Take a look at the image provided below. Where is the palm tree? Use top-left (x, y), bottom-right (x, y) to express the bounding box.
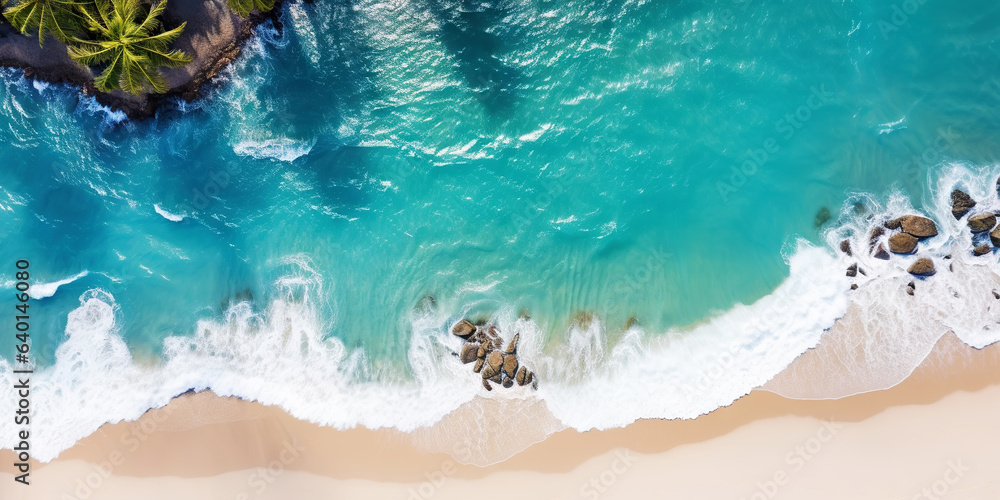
top-left (68, 0), bottom-right (191, 95)
top-left (2, 0), bottom-right (88, 45)
top-left (226, 0), bottom-right (273, 19)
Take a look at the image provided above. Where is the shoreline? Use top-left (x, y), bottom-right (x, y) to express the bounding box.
top-left (0, 0), bottom-right (282, 120)
top-left (2, 331), bottom-right (999, 498)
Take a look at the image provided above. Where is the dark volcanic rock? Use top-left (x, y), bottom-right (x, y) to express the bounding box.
top-left (874, 244), bottom-right (890, 260)
top-left (846, 264), bottom-right (858, 277)
top-left (460, 343), bottom-right (479, 364)
top-left (869, 227), bottom-right (886, 250)
top-left (840, 239), bottom-right (852, 256)
top-left (974, 245), bottom-right (992, 256)
top-left (814, 207), bottom-right (831, 228)
top-left (968, 214), bottom-right (997, 233)
top-left (888, 233), bottom-right (918, 254)
top-left (850, 284), bottom-right (858, 290)
top-left (502, 378), bottom-right (514, 388)
top-left (452, 319), bottom-right (476, 338)
top-left (951, 189), bottom-right (976, 219)
top-left (907, 258), bottom-right (936, 277)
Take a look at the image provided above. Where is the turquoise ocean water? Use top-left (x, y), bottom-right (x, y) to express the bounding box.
top-left (2, 0), bottom-right (1000, 462)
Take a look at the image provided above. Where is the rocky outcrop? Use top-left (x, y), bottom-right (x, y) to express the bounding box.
top-left (951, 189), bottom-right (976, 219)
top-left (908, 258), bottom-right (936, 277)
top-left (840, 239), bottom-right (852, 256)
top-left (456, 321), bottom-right (536, 391)
top-left (888, 233), bottom-right (918, 254)
top-left (846, 263), bottom-right (858, 277)
top-left (874, 244), bottom-right (890, 260)
top-left (887, 215), bottom-right (938, 239)
top-left (452, 320), bottom-right (476, 338)
top-left (991, 227), bottom-right (1000, 248)
top-left (460, 343), bottom-right (479, 364)
top-left (0, 0), bottom-right (284, 119)
top-left (968, 214), bottom-right (997, 233)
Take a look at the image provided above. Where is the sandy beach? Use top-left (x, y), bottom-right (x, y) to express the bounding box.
top-left (2, 330), bottom-right (998, 499)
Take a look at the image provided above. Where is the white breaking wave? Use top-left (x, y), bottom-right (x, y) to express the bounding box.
top-left (233, 138), bottom-right (315, 162)
top-left (28, 271), bottom-right (89, 300)
top-left (2, 166), bottom-right (999, 465)
top-left (153, 204), bottom-right (186, 222)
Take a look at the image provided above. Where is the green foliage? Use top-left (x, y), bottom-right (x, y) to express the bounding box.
top-left (226, 0), bottom-right (273, 19)
top-left (2, 0), bottom-right (89, 45)
top-left (68, 0), bottom-right (192, 95)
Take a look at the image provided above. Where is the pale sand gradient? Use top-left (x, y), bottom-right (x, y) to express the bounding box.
top-left (2, 332), bottom-right (999, 499)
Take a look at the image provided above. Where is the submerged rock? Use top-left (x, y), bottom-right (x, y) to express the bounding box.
top-left (846, 264), bottom-right (858, 277)
top-left (973, 245), bottom-right (992, 256)
top-left (502, 378), bottom-right (514, 388)
top-left (908, 258), bottom-right (936, 277)
top-left (850, 284), bottom-right (858, 290)
top-left (814, 207), bottom-right (831, 227)
top-left (951, 189), bottom-right (976, 219)
top-left (888, 233), bottom-right (918, 254)
top-left (452, 320), bottom-right (476, 338)
top-left (968, 214), bottom-right (997, 233)
top-left (482, 378), bottom-right (493, 391)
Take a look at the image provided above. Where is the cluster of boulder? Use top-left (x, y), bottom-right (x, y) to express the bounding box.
top-left (451, 320), bottom-right (538, 391)
top-left (841, 188), bottom-right (999, 295)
